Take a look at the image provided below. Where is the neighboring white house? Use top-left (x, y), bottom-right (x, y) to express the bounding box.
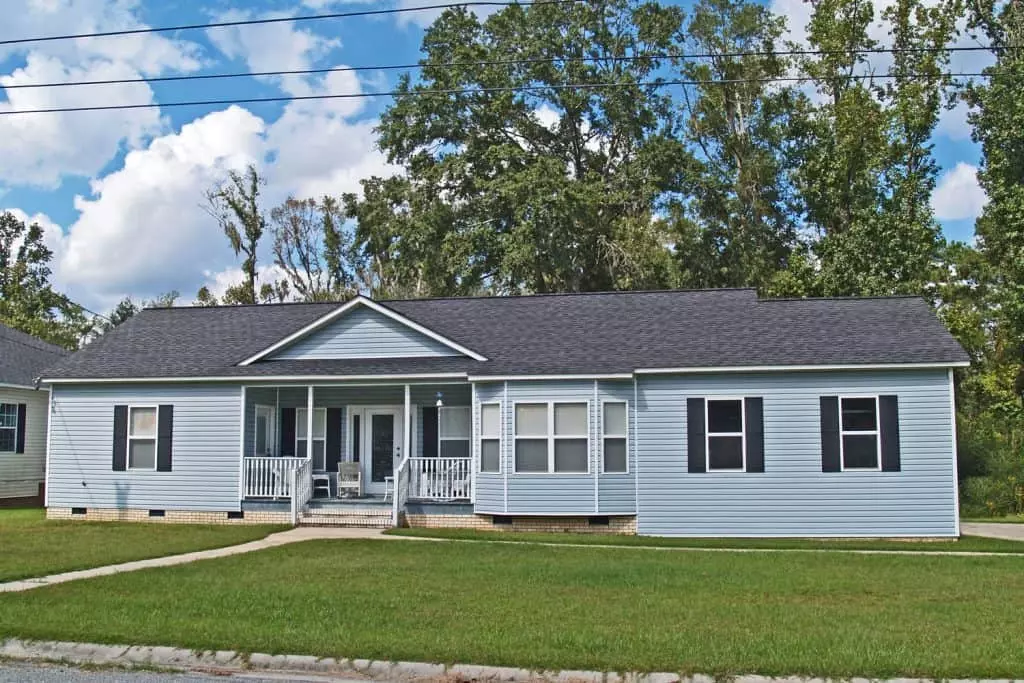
top-left (0, 323), bottom-right (67, 502)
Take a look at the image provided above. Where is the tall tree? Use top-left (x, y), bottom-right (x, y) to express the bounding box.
top-left (271, 197), bottom-right (362, 302)
top-left (792, 0), bottom-right (956, 295)
top-left (667, 0), bottom-right (802, 291)
top-left (348, 0), bottom-right (687, 296)
top-left (0, 211), bottom-right (90, 349)
top-left (204, 165), bottom-right (268, 305)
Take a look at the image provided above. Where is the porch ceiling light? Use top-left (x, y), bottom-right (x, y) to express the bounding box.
top-left (436, 392), bottom-right (444, 408)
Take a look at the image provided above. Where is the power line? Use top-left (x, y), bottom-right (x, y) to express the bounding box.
top-left (1, 45), bottom-right (1007, 91)
top-left (0, 1), bottom-right (580, 47)
top-left (0, 72), bottom-right (989, 116)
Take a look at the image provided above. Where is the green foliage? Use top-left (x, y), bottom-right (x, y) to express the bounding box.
top-left (0, 211), bottom-right (91, 349)
top-left (203, 164), bottom-right (268, 305)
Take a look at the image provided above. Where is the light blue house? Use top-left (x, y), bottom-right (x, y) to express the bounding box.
top-left (41, 289), bottom-right (969, 537)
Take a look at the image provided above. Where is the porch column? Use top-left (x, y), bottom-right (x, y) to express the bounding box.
top-left (306, 385), bottom-right (314, 461)
top-left (403, 384), bottom-right (411, 461)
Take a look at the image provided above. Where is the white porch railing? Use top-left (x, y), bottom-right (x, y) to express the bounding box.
top-left (408, 457), bottom-right (472, 501)
top-left (290, 458), bottom-right (313, 525)
top-left (242, 457), bottom-right (306, 499)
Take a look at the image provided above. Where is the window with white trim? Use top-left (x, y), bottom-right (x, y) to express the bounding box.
top-left (479, 403), bottom-right (501, 473)
top-left (514, 402), bottom-right (589, 473)
top-left (128, 406), bottom-right (158, 470)
top-left (439, 406), bottom-right (471, 458)
top-left (602, 402), bottom-right (628, 473)
top-left (0, 403), bottom-right (18, 453)
top-left (840, 396), bottom-right (880, 470)
top-left (706, 399), bottom-right (744, 471)
top-left (296, 408), bottom-right (327, 470)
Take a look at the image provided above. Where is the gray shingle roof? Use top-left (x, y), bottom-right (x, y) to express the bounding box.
top-left (0, 322), bottom-right (69, 387)
top-left (41, 289), bottom-right (968, 380)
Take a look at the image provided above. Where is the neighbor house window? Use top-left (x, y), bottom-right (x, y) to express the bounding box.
top-left (840, 396), bottom-right (880, 470)
top-left (479, 403), bottom-right (501, 473)
top-left (439, 406), bottom-right (471, 459)
top-left (296, 408), bottom-right (327, 470)
top-left (602, 402), bottom-right (628, 473)
top-left (514, 402), bottom-right (589, 474)
top-left (128, 406), bottom-right (158, 470)
top-left (0, 403), bottom-right (18, 453)
top-left (706, 399), bottom-right (745, 471)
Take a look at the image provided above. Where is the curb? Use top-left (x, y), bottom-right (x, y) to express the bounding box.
top-left (1, 638), bottom-right (1020, 683)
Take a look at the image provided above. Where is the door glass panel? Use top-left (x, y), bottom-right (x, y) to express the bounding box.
top-left (255, 416), bottom-right (267, 455)
top-left (371, 414), bottom-right (395, 483)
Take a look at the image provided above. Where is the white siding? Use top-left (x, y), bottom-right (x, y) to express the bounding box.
top-left (635, 370), bottom-right (957, 537)
top-left (0, 386), bottom-right (48, 499)
top-left (47, 384), bottom-right (243, 512)
top-left (271, 307), bottom-right (461, 360)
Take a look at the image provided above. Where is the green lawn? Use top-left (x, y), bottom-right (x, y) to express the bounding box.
top-left (387, 527), bottom-right (1024, 553)
top-left (0, 508), bottom-right (287, 582)
top-left (1, 539), bottom-right (1023, 678)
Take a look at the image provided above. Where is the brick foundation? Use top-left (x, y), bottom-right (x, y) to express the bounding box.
top-left (404, 513), bottom-right (637, 535)
top-left (46, 507), bottom-right (291, 525)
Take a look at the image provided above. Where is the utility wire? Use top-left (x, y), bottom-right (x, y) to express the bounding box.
top-left (1, 45), bottom-right (1007, 91)
top-left (0, 72), bottom-right (989, 116)
top-left (0, 0), bottom-right (580, 47)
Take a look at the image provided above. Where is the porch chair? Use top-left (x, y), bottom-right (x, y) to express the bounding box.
top-left (312, 472), bottom-right (332, 498)
top-left (337, 462), bottom-right (362, 498)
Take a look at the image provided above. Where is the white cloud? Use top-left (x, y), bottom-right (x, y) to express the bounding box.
top-left (931, 162), bottom-right (987, 221)
top-left (395, 0), bottom-right (502, 29)
top-left (199, 264), bottom-right (290, 301)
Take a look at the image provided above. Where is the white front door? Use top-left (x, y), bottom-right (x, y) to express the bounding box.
top-left (360, 406), bottom-right (405, 495)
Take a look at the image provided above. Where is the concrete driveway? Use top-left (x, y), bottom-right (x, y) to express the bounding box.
top-left (961, 522), bottom-right (1024, 541)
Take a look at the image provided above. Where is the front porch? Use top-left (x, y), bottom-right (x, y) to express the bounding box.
top-left (239, 382), bottom-right (474, 523)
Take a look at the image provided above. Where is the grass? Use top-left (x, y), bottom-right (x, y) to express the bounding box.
top-left (0, 508), bottom-right (287, 582)
top-left (386, 526), bottom-right (1024, 553)
top-left (0, 539), bottom-right (1023, 679)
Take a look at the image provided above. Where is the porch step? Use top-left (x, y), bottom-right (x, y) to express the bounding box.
top-left (298, 506), bottom-right (392, 528)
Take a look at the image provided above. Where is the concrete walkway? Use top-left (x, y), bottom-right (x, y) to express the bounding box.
top-left (961, 522), bottom-right (1024, 541)
top-left (0, 527), bottom-right (392, 594)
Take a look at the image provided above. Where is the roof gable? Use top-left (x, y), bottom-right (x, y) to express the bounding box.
top-left (239, 297), bottom-right (487, 365)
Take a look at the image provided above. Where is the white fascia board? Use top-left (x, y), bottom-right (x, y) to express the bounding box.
top-left (634, 361), bottom-right (971, 374)
top-left (43, 373), bottom-right (470, 385)
top-left (467, 373), bottom-right (634, 382)
top-left (237, 296), bottom-right (487, 365)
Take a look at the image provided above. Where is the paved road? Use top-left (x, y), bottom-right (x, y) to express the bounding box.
top-left (0, 662), bottom-right (370, 683)
top-left (961, 522), bottom-right (1024, 541)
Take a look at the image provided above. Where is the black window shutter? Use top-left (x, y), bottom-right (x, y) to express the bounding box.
top-left (15, 403), bottom-right (26, 454)
top-left (280, 407), bottom-right (296, 456)
top-left (820, 396), bottom-right (841, 472)
top-left (687, 398), bottom-right (706, 473)
top-left (879, 395), bottom-right (901, 472)
top-left (422, 407), bottom-right (438, 458)
top-left (326, 408), bottom-right (342, 471)
top-left (112, 405), bottom-right (128, 471)
top-left (744, 397), bottom-right (764, 473)
top-left (157, 405), bottom-right (173, 472)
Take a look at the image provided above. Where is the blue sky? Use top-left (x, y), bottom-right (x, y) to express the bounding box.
top-left (0, 0), bottom-right (988, 312)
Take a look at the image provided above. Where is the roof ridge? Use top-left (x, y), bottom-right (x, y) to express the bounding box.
top-left (760, 294), bottom-right (924, 303)
top-left (140, 287), bottom-right (760, 311)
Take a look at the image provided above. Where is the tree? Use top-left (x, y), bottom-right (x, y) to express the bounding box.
top-left (0, 211), bottom-right (90, 349)
top-left (204, 165), bottom-right (268, 305)
top-left (348, 0), bottom-right (688, 296)
top-left (792, 0), bottom-right (956, 296)
top-left (271, 197), bottom-right (362, 302)
top-left (666, 0), bottom-right (802, 291)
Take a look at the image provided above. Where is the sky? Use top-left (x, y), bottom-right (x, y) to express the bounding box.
top-left (0, 0), bottom-right (991, 314)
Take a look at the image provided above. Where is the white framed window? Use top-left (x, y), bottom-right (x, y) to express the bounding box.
top-left (439, 406), bottom-right (471, 459)
top-left (479, 402), bottom-right (501, 473)
top-left (840, 396), bottom-right (881, 470)
top-left (254, 405), bottom-right (276, 457)
top-left (296, 407), bottom-right (327, 470)
top-left (513, 401), bottom-right (590, 474)
top-left (706, 399), bottom-right (745, 471)
top-left (0, 403), bottom-right (18, 453)
top-left (601, 401), bottom-right (628, 473)
top-left (127, 405), bottom-right (158, 470)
